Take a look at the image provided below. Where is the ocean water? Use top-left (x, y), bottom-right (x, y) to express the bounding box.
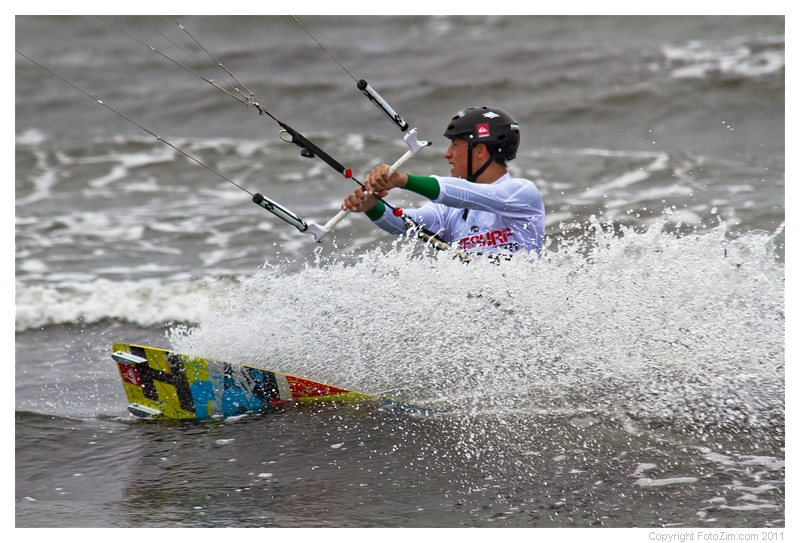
top-left (15, 15), bottom-right (785, 531)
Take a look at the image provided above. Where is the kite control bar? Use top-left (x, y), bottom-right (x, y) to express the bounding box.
top-left (252, 128), bottom-right (429, 242)
top-left (315, 128), bottom-right (430, 240)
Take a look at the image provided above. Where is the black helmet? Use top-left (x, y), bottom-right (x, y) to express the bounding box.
top-left (443, 106), bottom-right (520, 162)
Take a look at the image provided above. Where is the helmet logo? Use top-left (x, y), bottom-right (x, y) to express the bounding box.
top-left (477, 124), bottom-right (490, 137)
top-left (482, 111), bottom-right (501, 119)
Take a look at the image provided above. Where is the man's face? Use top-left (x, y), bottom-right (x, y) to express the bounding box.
top-left (444, 137), bottom-right (473, 179)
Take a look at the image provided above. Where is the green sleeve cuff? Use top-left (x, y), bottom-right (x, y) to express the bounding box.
top-left (365, 201), bottom-right (386, 221)
top-left (404, 175), bottom-right (440, 200)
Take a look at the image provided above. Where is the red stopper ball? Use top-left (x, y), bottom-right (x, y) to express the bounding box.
top-left (393, 207), bottom-right (403, 217)
top-left (344, 168), bottom-right (352, 179)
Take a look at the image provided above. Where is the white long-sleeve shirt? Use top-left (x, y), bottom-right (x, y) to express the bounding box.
top-left (370, 173), bottom-right (545, 256)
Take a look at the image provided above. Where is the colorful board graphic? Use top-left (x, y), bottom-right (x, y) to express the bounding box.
top-left (112, 344), bottom-right (429, 420)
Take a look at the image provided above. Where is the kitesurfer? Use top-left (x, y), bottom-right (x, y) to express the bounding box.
top-left (342, 107), bottom-right (545, 256)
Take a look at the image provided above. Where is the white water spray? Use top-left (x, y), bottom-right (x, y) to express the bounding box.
top-left (169, 218), bottom-right (784, 430)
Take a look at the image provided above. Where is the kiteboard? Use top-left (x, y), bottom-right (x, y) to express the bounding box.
top-left (112, 343), bottom-right (432, 420)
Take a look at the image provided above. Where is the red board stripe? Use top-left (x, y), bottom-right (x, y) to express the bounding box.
top-left (285, 375), bottom-right (349, 398)
top-left (118, 363), bottom-right (141, 386)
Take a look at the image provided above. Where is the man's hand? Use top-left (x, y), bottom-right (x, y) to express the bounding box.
top-left (341, 185), bottom-right (379, 213)
top-left (341, 164), bottom-right (408, 212)
top-left (364, 163), bottom-right (408, 197)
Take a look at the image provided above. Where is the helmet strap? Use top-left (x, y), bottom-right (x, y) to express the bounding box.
top-left (466, 143), bottom-right (495, 183)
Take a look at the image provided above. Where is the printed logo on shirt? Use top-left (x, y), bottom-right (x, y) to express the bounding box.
top-left (477, 124), bottom-right (490, 137)
top-left (457, 227), bottom-right (517, 252)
